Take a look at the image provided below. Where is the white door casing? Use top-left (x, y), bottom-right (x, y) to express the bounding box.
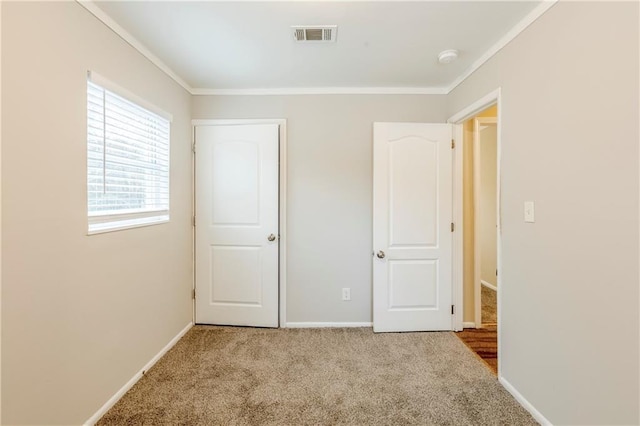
top-left (195, 124), bottom-right (279, 327)
top-left (373, 123), bottom-right (453, 332)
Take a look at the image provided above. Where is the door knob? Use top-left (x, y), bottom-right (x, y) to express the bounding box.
top-left (376, 250), bottom-right (385, 259)
top-left (268, 234), bottom-right (277, 242)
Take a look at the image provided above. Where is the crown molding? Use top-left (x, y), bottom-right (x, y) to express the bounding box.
top-left (191, 87), bottom-right (449, 96)
top-left (446, 0), bottom-right (558, 94)
top-left (78, 0), bottom-right (557, 97)
top-left (77, 0), bottom-right (193, 93)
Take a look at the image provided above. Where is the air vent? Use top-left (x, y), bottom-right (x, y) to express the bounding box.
top-left (292, 25), bottom-right (337, 43)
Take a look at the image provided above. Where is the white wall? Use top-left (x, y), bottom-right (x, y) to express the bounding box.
top-left (448, 2), bottom-right (639, 424)
top-left (193, 95), bottom-right (447, 323)
top-left (2, 3), bottom-right (193, 424)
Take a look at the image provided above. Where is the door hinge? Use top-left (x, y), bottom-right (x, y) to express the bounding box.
top-left (192, 142), bottom-right (196, 154)
top-left (451, 305), bottom-right (455, 315)
top-left (451, 222), bottom-right (455, 232)
top-left (192, 216), bottom-right (196, 227)
top-left (451, 139), bottom-right (455, 149)
top-left (192, 289), bottom-right (196, 300)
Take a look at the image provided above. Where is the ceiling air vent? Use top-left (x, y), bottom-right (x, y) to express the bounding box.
top-left (292, 25), bottom-right (337, 43)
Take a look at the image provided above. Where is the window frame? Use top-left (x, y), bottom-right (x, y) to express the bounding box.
top-left (86, 71), bottom-right (172, 235)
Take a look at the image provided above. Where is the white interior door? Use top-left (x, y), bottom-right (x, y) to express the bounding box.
top-left (373, 123), bottom-right (453, 332)
top-left (195, 124), bottom-right (279, 327)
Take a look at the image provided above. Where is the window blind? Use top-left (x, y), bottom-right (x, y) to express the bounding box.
top-left (87, 78), bottom-right (170, 233)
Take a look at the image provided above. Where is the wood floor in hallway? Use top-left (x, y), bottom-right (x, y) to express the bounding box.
top-left (455, 325), bottom-right (498, 374)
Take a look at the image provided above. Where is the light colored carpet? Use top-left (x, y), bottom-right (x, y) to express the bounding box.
top-left (481, 285), bottom-right (497, 325)
top-left (98, 326), bottom-right (536, 425)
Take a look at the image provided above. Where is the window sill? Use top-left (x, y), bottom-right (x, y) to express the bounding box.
top-left (88, 214), bottom-right (170, 235)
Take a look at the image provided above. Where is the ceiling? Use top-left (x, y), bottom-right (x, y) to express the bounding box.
top-left (90, 1), bottom-right (545, 93)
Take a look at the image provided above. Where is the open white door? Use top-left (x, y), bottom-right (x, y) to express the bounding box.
top-left (373, 123), bottom-right (453, 332)
top-left (195, 124), bottom-right (279, 327)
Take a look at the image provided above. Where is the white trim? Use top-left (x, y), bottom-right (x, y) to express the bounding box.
top-left (499, 377), bottom-right (552, 426)
top-left (496, 95), bottom-right (503, 378)
top-left (191, 87), bottom-right (449, 96)
top-left (192, 119), bottom-right (287, 327)
top-left (84, 322), bottom-right (193, 426)
top-left (0, 2), bottom-right (3, 420)
top-left (449, 88), bottom-right (502, 376)
top-left (481, 280), bottom-right (497, 292)
top-left (192, 119), bottom-right (286, 127)
top-left (447, 89), bottom-right (501, 124)
top-left (77, 0), bottom-right (192, 93)
top-left (88, 71), bottom-right (174, 122)
top-left (191, 128), bottom-right (196, 326)
top-left (88, 214), bottom-right (169, 235)
top-left (446, 1), bottom-right (558, 93)
top-left (452, 125), bottom-right (464, 332)
top-left (462, 322), bottom-right (476, 329)
top-left (285, 322), bottom-right (373, 328)
top-left (477, 117), bottom-right (498, 126)
top-left (279, 123), bottom-right (288, 328)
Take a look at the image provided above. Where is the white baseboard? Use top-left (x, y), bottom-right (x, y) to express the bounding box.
top-left (285, 322), bottom-right (373, 328)
top-left (499, 376), bottom-right (552, 426)
top-left (84, 322), bottom-right (194, 425)
top-left (462, 321), bottom-right (477, 329)
top-left (481, 280), bottom-right (498, 292)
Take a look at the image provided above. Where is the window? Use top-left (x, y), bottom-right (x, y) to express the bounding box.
top-left (87, 72), bottom-right (171, 234)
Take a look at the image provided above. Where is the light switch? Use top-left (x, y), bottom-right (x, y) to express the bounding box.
top-left (524, 201), bottom-right (535, 223)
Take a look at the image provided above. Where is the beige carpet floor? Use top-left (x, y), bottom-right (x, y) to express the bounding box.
top-left (481, 285), bottom-right (497, 325)
top-left (98, 326), bottom-right (536, 425)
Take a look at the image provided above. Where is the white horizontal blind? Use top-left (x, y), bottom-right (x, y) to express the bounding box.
top-left (87, 79), bottom-right (170, 233)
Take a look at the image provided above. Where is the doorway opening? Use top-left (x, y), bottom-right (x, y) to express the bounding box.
top-left (448, 90), bottom-right (501, 375)
top-left (473, 112), bottom-right (498, 329)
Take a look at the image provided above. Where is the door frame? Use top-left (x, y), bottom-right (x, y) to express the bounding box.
top-left (447, 88), bottom-right (502, 375)
top-left (473, 116), bottom-right (498, 327)
top-left (191, 119), bottom-right (288, 327)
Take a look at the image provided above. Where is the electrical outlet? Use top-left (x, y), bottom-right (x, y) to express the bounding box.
top-left (342, 288), bottom-right (351, 301)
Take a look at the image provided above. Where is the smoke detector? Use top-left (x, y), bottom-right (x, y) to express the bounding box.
top-left (438, 49), bottom-right (459, 64)
top-left (292, 25), bottom-right (337, 42)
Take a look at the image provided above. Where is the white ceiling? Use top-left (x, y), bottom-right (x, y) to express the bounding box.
top-left (91, 1), bottom-right (544, 93)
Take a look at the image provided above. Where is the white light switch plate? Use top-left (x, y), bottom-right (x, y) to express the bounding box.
top-left (524, 201), bottom-right (535, 223)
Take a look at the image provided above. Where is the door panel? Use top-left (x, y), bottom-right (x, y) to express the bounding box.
top-left (195, 124), bottom-right (279, 327)
top-left (389, 260), bottom-right (438, 309)
top-left (373, 123), bottom-right (452, 332)
top-left (210, 245), bottom-right (262, 306)
top-left (389, 138), bottom-right (438, 247)
top-left (211, 140), bottom-right (260, 225)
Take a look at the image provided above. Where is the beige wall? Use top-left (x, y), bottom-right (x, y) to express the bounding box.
top-left (448, 2), bottom-right (639, 424)
top-left (478, 123), bottom-right (497, 286)
top-left (193, 95), bottom-right (447, 323)
top-left (2, 3), bottom-right (193, 424)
